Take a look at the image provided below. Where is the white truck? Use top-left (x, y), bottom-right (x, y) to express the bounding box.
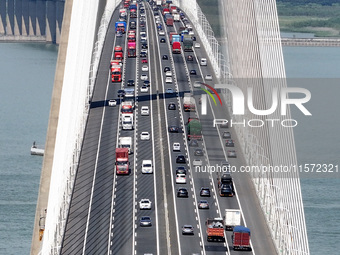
top-left (156, 0), bottom-right (162, 6)
top-left (224, 209), bottom-right (241, 230)
top-left (183, 92), bottom-right (195, 112)
top-left (122, 114), bottom-right (133, 130)
top-left (119, 137), bottom-right (133, 154)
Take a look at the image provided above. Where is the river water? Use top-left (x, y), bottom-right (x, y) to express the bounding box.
top-left (0, 42), bottom-right (338, 254)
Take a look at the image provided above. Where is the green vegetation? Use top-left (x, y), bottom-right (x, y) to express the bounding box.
top-left (277, 1), bottom-right (340, 37)
top-left (196, 0), bottom-right (340, 38)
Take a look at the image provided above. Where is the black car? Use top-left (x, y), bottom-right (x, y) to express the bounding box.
top-left (189, 139), bottom-right (199, 147)
top-left (160, 38), bottom-right (166, 43)
top-left (200, 187), bottom-right (211, 197)
top-left (176, 166), bottom-right (187, 175)
top-left (164, 66), bottom-right (171, 72)
top-left (127, 79), bottom-right (135, 86)
top-left (177, 188), bottom-right (188, 197)
top-left (140, 21), bottom-right (145, 27)
top-left (192, 36), bottom-right (196, 41)
top-left (190, 70), bottom-right (197, 75)
top-left (140, 26), bottom-right (146, 32)
top-left (187, 55), bottom-right (193, 61)
top-left (168, 103), bottom-right (176, 110)
top-left (162, 54), bottom-right (168, 60)
top-left (117, 89), bottom-right (125, 97)
top-left (194, 148), bottom-right (204, 156)
top-left (153, 7), bottom-right (159, 11)
top-left (176, 155), bottom-right (186, 163)
top-left (140, 52), bottom-right (147, 58)
top-left (140, 38), bottom-right (147, 44)
top-left (143, 80), bottom-right (150, 87)
top-left (222, 131), bottom-right (231, 139)
top-left (220, 184), bottom-right (234, 197)
top-left (140, 216), bottom-right (152, 226)
top-left (168, 126), bottom-right (179, 133)
top-left (225, 139), bottom-right (234, 147)
top-left (141, 43), bottom-right (148, 49)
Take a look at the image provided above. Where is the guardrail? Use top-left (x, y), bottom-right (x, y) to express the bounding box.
top-left (39, 1), bottom-right (120, 254)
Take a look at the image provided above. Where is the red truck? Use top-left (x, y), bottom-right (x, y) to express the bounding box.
top-left (206, 218), bottom-right (225, 242)
top-left (111, 61), bottom-right (122, 82)
top-left (114, 46), bottom-right (123, 62)
top-left (162, 8), bottom-right (170, 16)
top-left (128, 42), bottom-right (136, 58)
top-left (115, 148), bottom-right (129, 175)
top-left (172, 41), bottom-right (181, 54)
top-left (232, 226), bottom-right (251, 251)
top-left (128, 33), bottom-right (136, 42)
top-left (165, 14), bottom-right (174, 26)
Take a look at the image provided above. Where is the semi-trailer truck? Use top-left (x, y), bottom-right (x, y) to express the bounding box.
top-left (115, 21), bottom-right (126, 34)
top-left (172, 41), bottom-right (181, 54)
top-left (115, 148), bottom-right (129, 174)
top-left (183, 35), bottom-right (193, 51)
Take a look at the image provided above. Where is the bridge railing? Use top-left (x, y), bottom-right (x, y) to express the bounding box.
top-left (40, 1), bottom-right (120, 254)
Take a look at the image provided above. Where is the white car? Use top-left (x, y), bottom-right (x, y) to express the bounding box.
top-left (165, 77), bottom-right (172, 83)
top-left (141, 35), bottom-right (147, 41)
top-left (141, 74), bottom-right (148, 80)
top-left (176, 173), bottom-right (186, 184)
top-left (205, 74), bottom-right (212, 80)
top-left (139, 198), bottom-right (152, 209)
top-left (192, 159), bottom-right (203, 166)
top-left (142, 160), bottom-right (153, 174)
top-left (140, 131), bottom-right (150, 140)
top-left (165, 71), bottom-right (172, 77)
top-left (173, 142), bottom-right (181, 151)
top-left (200, 58), bottom-right (207, 66)
top-left (193, 81), bottom-right (202, 88)
top-left (140, 86), bottom-right (148, 93)
top-left (189, 31), bottom-right (194, 35)
top-left (194, 42), bottom-right (200, 48)
top-left (141, 49), bottom-right (148, 54)
top-left (158, 30), bottom-right (165, 35)
top-left (141, 106), bottom-right (149, 116)
top-left (108, 99), bottom-right (117, 106)
top-left (140, 31), bottom-right (146, 36)
top-left (142, 65), bottom-right (149, 71)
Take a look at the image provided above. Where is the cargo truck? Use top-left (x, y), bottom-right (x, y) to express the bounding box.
top-left (187, 118), bottom-right (202, 140)
top-left (224, 209), bottom-right (241, 230)
top-left (183, 93), bottom-right (195, 112)
top-left (172, 41), bottom-right (181, 54)
top-left (165, 14), bottom-right (174, 26)
top-left (183, 35), bottom-right (193, 51)
top-left (115, 148), bottom-right (129, 174)
top-left (114, 46), bottom-right (123, 62)
top-left (115, 21), bottom-right (126, 34)
top-left (169, 32), bottom-right (177, 44)
top-left (232, 226), bottom-right (251, 251)
top-left (172, 34), bottom-right (181, 44)
top-left (128, 42), bottom-right (136, 57)
top-left (206, 218), bottom-right (225, 242)
top-left (119, 137), bottom-right (133, 154)
top-left (156, 0), bottom-right (162, 6)
top-left (111, 62), bottom-right (122, 82)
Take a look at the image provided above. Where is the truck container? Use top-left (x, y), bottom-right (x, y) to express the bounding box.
top-left (156, 0), bottom-right (162, 6)
top-left (115, 148), bottom-right (129, 174)
top-left (119, 137), bottom-right (133, 154)
top-left (172, 35), bottom-right (181, 44)
top-left (165, 14), bottom-right (174, 26)
top-left (187, 118), bottom-right (202, 140)
top-left (169, 32), bottom-right (177, 43)
top-left (183, 93), bottom-right (195, 112)
top-left (129, 3), bottom-right (137, 11)
top-left (172, 41), bottom-right (181, 54)
top-left (173, 13), bottom-right (180, 21)
top-left (224, 209), bottom-right (241, 230)
top-left (206, 218), bottom-right (225, 242)
top-left (114, 46), bottom-right (123, 61)
top-left (128, 42), bottom-right (136, 58)
top-left (130, 8), bottom-right (137, 18)
top-left (115, 21), bottom-right (126, 34)
top-left (128, 33), bottom-right (136, 42)
top-left (232, 226), bottom-right (251, 251)
top-left (183, 34), bottom-right (193, 51)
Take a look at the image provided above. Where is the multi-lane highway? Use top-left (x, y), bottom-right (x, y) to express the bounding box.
top-left (60, 1), bottom-right (277, 254)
